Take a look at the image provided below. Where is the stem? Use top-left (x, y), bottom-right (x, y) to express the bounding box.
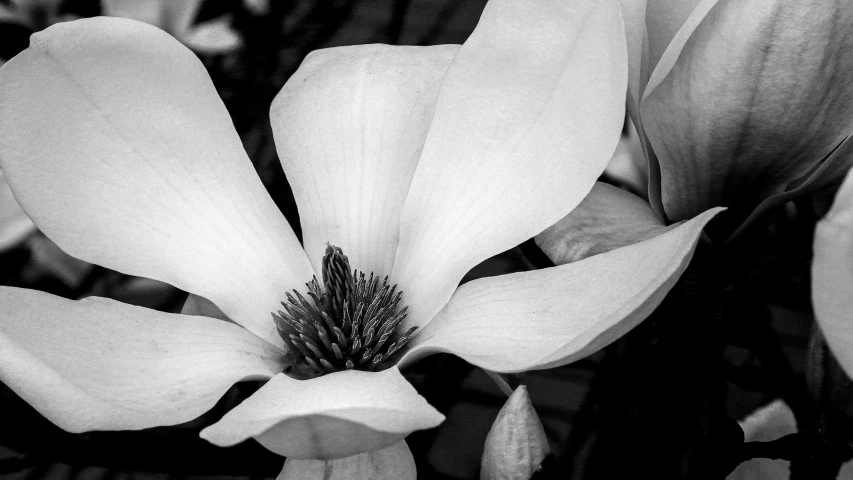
top-left (485, 370), bottom-right (515, 397)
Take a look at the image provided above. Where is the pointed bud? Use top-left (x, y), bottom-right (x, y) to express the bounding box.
top-left (480, 386), bottom-right (550, 480)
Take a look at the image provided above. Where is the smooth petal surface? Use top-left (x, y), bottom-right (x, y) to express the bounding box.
top-left (271, 44), bottom-right (457, 277)
top-left (480, 386), bottom-right (550, 480)
top-left (642, 0), bottom-right (853, 224)
top-left (536, 182), bottom-right (669, 264)
top-left (0, 18), bottom-right (313, 345)
top-left (0, 286), bottom-right (283, 432)
top-left (392, 0), bottom-right (627, 330)
top-left (200, 368), bottom-right (444, 459)
top-left (0, 170), bottom-right (35, 252)
top-left (278, 441), bottom-right (416, 480)
top-left (813, 167), bottom-right (853, 380)
top-left (400, 207), bottom-right (722, 372)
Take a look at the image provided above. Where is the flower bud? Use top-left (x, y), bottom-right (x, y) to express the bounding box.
top-left (481, 386), bottom-right (550, 480)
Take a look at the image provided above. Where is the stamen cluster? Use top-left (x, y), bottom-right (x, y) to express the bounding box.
top-left (273, 245), bottom-right (417, 376)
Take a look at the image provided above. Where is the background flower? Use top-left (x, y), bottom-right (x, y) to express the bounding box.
top-left (620, 0), bottom-right (853, 241)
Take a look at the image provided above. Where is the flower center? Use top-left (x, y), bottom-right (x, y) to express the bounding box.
top-left (273, 244), bottom-right (417, 377)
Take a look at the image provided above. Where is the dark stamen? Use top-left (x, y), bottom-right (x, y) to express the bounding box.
top-left (274, 244), bottom-right (418, 377)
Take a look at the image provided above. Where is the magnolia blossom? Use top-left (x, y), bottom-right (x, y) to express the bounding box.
top-left (616, 0), bottom-right (853, 241)
top-left (101, 0), bottom-right (242, 54)
top-left (0, 2), bottom-right (727, 478)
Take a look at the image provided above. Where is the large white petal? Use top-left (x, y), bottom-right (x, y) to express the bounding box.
top-left (392, 0), bottom-right (628, 331)
top-left (0, 18), bottom-right (313, 345)
top-left (813, 167), bottom-right (853, 380)
top-left (200, 367), bottom-right (444, 459)
top-left (278, 441), bottom-right (416, 480)
top-left (0, 286), bottom-right (283, 432)
top-left (271, 44), bottom-right (457, 277)
top-left (399, 207), bottom-right (722, 372)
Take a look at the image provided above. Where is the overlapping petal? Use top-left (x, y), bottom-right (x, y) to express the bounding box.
top-left (200, 367), bottom-right (444, 459)
top-left (536, 182), bottom-right (670, 264)
top-left (399, 207), bottom-right (722, 372)
top-left (0, 18), bottom-right (313, 345)
top-left (392, 0), bottom-right (628, 330)
top-left (278, 441), bottom-right (416, 480)
top-left (271, 44), bottom-right (457, 277)
top-left (813, 167), bottom-right (853, 379)
top-left (0, 286), bottom-right (283, 432)
top-left (642, 0), bottom-right (853, 224)
top-left (644, 0), bottom-right (702, 79)
top-left (617, 0), bottom-right (648, 121)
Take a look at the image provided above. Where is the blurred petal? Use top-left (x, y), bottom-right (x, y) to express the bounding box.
top-left (164, 0), bottom-right (203, 37)
top-left (182, 16), bottom-right (242, 54)
top-left (481, 386), bottom-right (550, 480)
top-left (813, 167), bottom-right (853, 379)
top-left (0, 286), bottom-right (283, 432)
top-left (726, 400), bottom-right (795, 480)
top-left (278, 441), bottom-right (416, 480)
top-left (400, 207), bottom-right (722, 372)
top-left (0, 5), bottom-right (17, 23)
top-left (0, 170), bottom-right (35, 252)
top-left (535, 182), bottom-right (668, 264)
top-left (392, 0), bottom-right (627, 330)
top-left (101, 0), bottom-right (166, 27)
top-left (642, 0), bottom-right (853, 224)
top-left (0, 18), bottom-right (313, 345)
top-left (200, 367), bottom-right (444, 459)
top-left (271, 44), bottom-right (457, 277)
top-left (244, 0), bottom-right (269, 16)
top-left (102, 0), bottom-right (203, 40)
